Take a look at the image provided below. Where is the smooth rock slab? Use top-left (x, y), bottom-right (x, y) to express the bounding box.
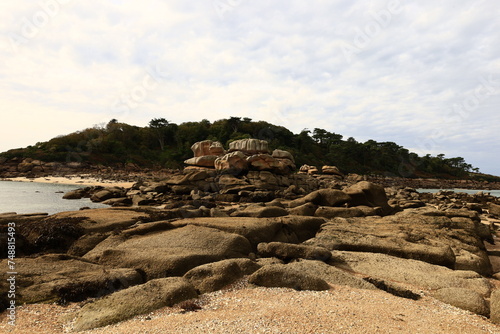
top-left (257, 242), bottom-right (331, 262)
top-left (286, 260), bottom-right (377, 290)
top-left (84, 225), bottom-right (252, 279)
top-left (0, 254), bottom-right (143, 304)
top-left (70, 277), bottom-right (198, 331)
top-left (248, 264), bottom-right (330, 291)
top-left (184, 258), bottom-right (261, 294)
top-left (432, 287), bottom-right (489, 317)
top-left (329, 251), bottom-right (491, 297)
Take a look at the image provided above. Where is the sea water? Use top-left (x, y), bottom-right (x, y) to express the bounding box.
top-left (0, 181), bottom-right (108, 215)
top-left (417, 188), bottom-right (500, 197)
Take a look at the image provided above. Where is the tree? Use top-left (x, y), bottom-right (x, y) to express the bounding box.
top-left (148, 118), bottom-right (171, 151)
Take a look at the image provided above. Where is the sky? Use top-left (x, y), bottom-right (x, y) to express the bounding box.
top-left (1, 0), bottom-right (499, 176)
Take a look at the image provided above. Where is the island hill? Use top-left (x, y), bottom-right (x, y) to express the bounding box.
top-left (2, 135), bottom-right (500, 331)
top-left (1, 117), bottom-right (500, 188)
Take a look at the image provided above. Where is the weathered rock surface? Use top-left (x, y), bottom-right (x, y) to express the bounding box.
top-left (215, 151), bottom-right (249, 174)
top-left (0, 254), bottom-right (142, 304)
top-left (191, 140), bottom-right (225, 157)
top-left (286, 259), bottom-right (377, 290)
top-left (168, 216), bottom-right (326, 248)
top-left (491, 289), bottom-right (500, 324)
top-left (248, 264), bottom-right (331, 291)
top-left (306, 208), bottom-right (492, 275)
top-left (257, 242), bottom-right (331, 262)
top-left (288, 188), bottom-right (351, 208)
top-left (321, 165), bottom-right (343, 176)
top-left (184, 258), bottom-right (260, 294)
top-left (432, 287), bottom-right (489, 317)
top-left (90, 187), bottom-right (127, 203)
top-left (70, 277), bottom-right (198, 331)
top-left (328, 251), bottom-right (491, 297)
top-left (84, 224), bottom-right (252, 279)
top-left (272, 149), bottom-right (295, 163)
top-left (344, 181), bottom-right (393, 215)
top-left (228, 139), bottom-right (269, 154)
top-left (184, 155), bottom-right (219, 168)
top-left (49, 208), bottom-right (147, 233)
top-left (489, 203), bottom-right (500, 218)
top-left (230, 205), bottom-right (289, 218)
top-left (314, 206), bottom-right (365, 218)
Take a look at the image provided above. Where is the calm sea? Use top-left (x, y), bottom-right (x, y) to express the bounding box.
top-left (0, 181), bottom-right (108, 215)
top-left (417, 188), bottom-right (500, 197)
top-left (1, 182), bottom-right (498, 216)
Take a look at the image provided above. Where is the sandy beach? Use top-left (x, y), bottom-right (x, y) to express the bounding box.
top-left (1, 280), bottom-right (499, 334)
top-left (2, 176), bottom-right (135, 188)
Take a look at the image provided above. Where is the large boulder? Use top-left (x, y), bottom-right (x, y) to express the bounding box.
top-left (432, 288), bottom-right (489, 317)
top-left (191, 140), bottom-right (225, 157)
top-left (84, 225), bottom-right (252, 279)
top-left (70, 277), bottom-right (198, 331)
top-left (315, 207), bottom-right (365, 219)
top-left (272, 149), bottom-right (295, 163)
top-left (230, 205), bottom-right (289, 218)
top-left (48, 208), bottom-right (147, 233)
top-left (90, 187), bottom-right (127, 203)
top-left (228, 139), bottom-right (269, 154)
top-left (321, 165), bottom-right (343, 176)
top-left (329, 251), bottom-right (491, 296)
top-left (343, 181), bottom-right (392, 215)
top-left (246, 171), bottom-right (281, 190)
top-left (286, 259), bottom-right (377, 290)
top-left (215, 151), bottom-right (249, 174)
top-left (169, 217), bottom-right (287, 248)
top-left (288, 189), bottom-right (351, 208)
top-left (184, 155), bottom-right (219, 168)
top-left (247, 154), bottom-right (281, 171)
top-left (299, 164), bottom-right (319, 175)
top-left (306, 209), bottom-right (493, 275)
top-left (1, 254), bottom-right (143, 304)
top-left (287, 203), bottom-right (318, 216)
top-left (491, 289), bottom-right (500, 324)
top-left (183, 258), bottom-right (260, 294)
top-left (489, 203), bottom-right (500, 218)
top-left (248, 264), bottom-right (330, 291)
top-left (168, 216), bottom-right (327, 248)
top-left (257, 242), bottom-right (331, 262)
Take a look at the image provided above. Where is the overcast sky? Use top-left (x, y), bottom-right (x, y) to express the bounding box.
top-left (1, 1), bottom-right (499, 176)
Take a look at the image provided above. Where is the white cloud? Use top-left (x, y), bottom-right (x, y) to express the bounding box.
top-left (0, 0), bottom-right (499, 175)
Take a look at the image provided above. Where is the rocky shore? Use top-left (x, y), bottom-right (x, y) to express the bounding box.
top-left (2, 139), bottom-right (500, 332)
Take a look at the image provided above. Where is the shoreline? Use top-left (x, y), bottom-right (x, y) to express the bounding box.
top-left (0, 176), bottom-right (135, 188)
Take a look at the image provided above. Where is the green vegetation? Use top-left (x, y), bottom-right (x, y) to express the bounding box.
top-left (0, 117), bottom-right (493, 180)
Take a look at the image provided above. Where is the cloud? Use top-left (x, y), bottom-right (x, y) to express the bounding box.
top-left (0, 0), bottom-right (499, 175)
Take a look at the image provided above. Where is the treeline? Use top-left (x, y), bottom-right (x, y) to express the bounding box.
top-left (0, 117), bottom-right (483, 179)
